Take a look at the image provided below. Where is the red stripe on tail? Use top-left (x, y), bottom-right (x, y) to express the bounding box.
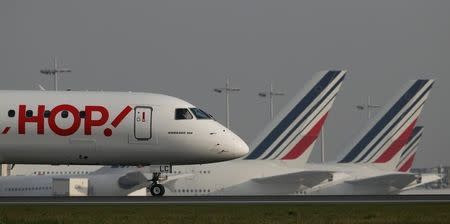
top-left (398, 153), bottom-right (416, 172)
top-left (374, 119), bottom-right (417, 163)
top-left (282, 112), bottom-right (329, 160)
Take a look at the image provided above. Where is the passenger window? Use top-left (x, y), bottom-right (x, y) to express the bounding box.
top-left (61, 111), bottom-right (69, 118)
top-left (8, 110), bottom-right (15, 117)
top-left (79, 111), bottom-right (86, 119)
top-left (26, 110), bottom-right (33, 117)
top-left (175, 108), bottom-right (193, 120)
top-left (44, 110), bottom-right (51, 118)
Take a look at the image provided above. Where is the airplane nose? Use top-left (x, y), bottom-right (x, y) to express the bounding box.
top-left (219, 129), bottom-right (249, 158)
top-left (234, 136), bottom-right (249, 157)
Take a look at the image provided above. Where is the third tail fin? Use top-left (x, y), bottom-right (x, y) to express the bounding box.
top-left (338, 79), bottom-right (434, 171)
top-left (396, 126), bottom-right (424, 172)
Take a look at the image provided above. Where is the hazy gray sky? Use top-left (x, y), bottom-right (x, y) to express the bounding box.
top-left (1, 1), bottom-right (449, 167)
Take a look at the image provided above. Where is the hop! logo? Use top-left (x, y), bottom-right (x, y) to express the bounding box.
top-left (9, 104), bottom-right (132, 137)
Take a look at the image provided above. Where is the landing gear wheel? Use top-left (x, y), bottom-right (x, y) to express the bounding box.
top-left (150, 184), bottom-right (165, 196)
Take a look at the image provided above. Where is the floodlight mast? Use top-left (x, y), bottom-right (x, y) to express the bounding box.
top-left (213, 77), bottom-right (240, 128)
top-left (356, 96), bottom-right (381, 120)
top-left (350, 96), bottom-right (381, 164)
top-left (258, 82), bottom-right (284, 120)
top-left (40, 57), bottom-right (71, 91)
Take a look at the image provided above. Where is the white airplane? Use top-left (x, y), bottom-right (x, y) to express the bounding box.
top-left (0, 91), bottom-right (248, 165)
top-left (0, 90), bottom-right (249, 195)
top-left (306, 79), bottom-right (437, 195)
top-left (162, 70), bottom-right (347, 195)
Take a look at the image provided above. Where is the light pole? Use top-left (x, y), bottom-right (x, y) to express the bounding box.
top-left (40, 57), bottom-right (71, 91)
top-left (320, 127), bottom-right (325, 163)
top-left (356, 96), bottom-right (381, 120)
top-left (258, 82), bottom-right (284, 120)
top-left (214, 77), bottom-right (240, 128)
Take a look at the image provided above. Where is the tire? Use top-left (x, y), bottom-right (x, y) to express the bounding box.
top-left (150, 184), bottom-right (165, 196)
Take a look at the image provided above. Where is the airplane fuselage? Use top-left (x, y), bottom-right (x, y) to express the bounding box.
top-left (0, 91), bottom-right (248, 165)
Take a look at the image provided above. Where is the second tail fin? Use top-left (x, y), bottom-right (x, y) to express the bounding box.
top-left (244, 70), bottom-right (346, 165)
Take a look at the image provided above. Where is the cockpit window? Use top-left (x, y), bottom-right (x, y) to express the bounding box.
top-left (190, 108), bottom-right (213, 119)
top-left (175, 108), bottom-right (193, 120)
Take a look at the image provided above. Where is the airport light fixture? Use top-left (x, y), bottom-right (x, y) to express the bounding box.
top-left (213, 77), bottom-right (240, 128)
top-left (353, 96), bottom-right (381, 163)
top-left (356, 96), bottom-right (381, 120)
top-left (40, 57), bottom-right (71, 91)
top-left (258, 83), bottom-right (285, 120)
top-left (320, 127), bottom-right (326, 163)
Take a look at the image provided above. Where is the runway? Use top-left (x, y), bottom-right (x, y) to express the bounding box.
top-left (1, 195), bottom-right (450, 204)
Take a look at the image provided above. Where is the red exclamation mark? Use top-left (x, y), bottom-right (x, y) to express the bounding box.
top-left (142, 112), bottom-right (146, 122)
top-left (103, 106), bottom-right (133, 137)
top-left (1, 127), bottom-right (10, 135)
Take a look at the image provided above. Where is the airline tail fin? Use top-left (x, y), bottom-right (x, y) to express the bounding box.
top-left (244, 70), bottom-right (346, 165)
top-left (338, 79), bottom-right (434, 171)
top-left (396, 126), bottom-right (424, 172)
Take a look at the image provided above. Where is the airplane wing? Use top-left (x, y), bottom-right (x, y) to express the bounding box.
top-left (117, 171), bottom-right (150, 190)
top-left (400, 173), bottom-right (442, 192)
top-left (252, 171), bottom-right (333, 188)
top-left (346, 173), bottom-right (417, 189)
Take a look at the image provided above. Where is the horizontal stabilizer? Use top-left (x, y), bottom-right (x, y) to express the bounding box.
top-left (346, 173), bottom-right (417, 189)
top-left (401, 173), bottom-right (442, 192)
top-left (252, 170), bottom-right (333, 188)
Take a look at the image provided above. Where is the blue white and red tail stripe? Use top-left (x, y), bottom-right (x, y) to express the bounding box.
top-left (339, 79), bottom-right (434, 166)
top-left (244, 70), bottom-right (347, 162)
top-left (397, 126), bottom-right (424, 172)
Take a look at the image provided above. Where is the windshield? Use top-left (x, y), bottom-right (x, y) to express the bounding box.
top-left (175, 108), bottom-right (193, 120)
top-left (190, 108), bottom-right (213, 119)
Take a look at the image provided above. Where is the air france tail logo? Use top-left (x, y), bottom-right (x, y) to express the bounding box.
top-left (3, 105), bottom-right (132, 137)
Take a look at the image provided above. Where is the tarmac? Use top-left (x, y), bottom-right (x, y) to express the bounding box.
top-left (1, 195), bottom-right (450, 204)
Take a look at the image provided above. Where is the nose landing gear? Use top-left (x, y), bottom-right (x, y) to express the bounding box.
top-left (144, 165), bottom-right (171, 196)
top-left (148, 172), bottom-right (165, 196)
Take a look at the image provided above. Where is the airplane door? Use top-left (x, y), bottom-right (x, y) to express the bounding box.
top-left (134, 106), bottom-right (152, 140)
